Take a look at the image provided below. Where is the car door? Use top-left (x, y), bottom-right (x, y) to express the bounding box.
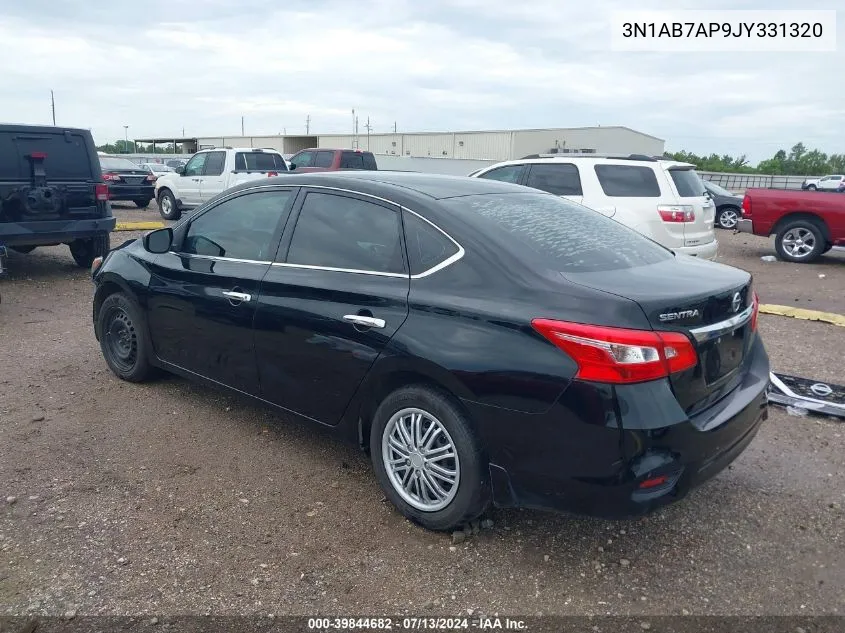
top-left (178, 153), bottom-right (207, 205)
top-left (198, 150), bottom-right (227, 203)
top-left (253, 188), bottom-right (410, 425)
top-left (524, 163), bottom-right (588, 208)
top-left (145, 188), bottom-right (296, 393)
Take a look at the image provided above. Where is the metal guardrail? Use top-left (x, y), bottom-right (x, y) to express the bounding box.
top-left (699, 172), bottom-right (810, 192)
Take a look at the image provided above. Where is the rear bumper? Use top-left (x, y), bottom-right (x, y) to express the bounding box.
top-left (736, 219), bottom-right (753, 234)
top-left (675, 239), bottom-right (718, 260)
top-left (0, 217), bottom-right (116, 247)
top-left (468, 334), bottom-right (770, 520)
top-left (108, 184), bottom-right (155, 201)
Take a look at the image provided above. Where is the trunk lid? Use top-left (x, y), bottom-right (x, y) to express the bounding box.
top-left (562, 255), bottom-right (754, 415)
top-left (664, 165), bottom-right (716, 250)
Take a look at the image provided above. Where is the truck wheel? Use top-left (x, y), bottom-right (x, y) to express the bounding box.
top-left (10, 245), bottom-right (36, 254)
top-left (775, 220), bottom-right (825, 263)
top-left (69, 233), bottom-right (110, 268)
top-left (135, 199), bottom-right (152, 209)
top-left (157, 189), bottom-right (180, 221)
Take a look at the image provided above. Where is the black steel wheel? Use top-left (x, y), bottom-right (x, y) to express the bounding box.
top-left (97, 293), bottom-right (155, 382)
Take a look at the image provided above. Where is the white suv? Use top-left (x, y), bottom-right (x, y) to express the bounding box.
top-left (469, 155), bottom-right (718, 259)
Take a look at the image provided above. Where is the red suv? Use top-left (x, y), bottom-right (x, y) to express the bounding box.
top-left (288, 148), bottom-right (378, 172)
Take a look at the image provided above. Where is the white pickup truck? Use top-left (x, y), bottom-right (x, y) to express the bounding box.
top-left (154, 147), bottom-right (289, 220)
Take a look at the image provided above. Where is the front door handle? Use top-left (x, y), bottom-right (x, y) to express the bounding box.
top-left (343, 314), bottom-right (385, 329)
top-left (222, 291), bottom-right (252, 303)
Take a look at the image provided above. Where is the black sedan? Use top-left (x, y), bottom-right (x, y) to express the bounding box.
top-left (91, 172), bottom-right (769, 531)
top-left (703, 180), bottom-right (745, 229)
top-left (100, 155), bottom-right (156, 208)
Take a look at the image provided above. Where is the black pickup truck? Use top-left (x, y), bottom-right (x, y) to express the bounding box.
top-left (0, 124), bottom-right (115, 268)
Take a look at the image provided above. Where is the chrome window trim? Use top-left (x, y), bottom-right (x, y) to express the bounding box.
top-left (168, 252), bottom-right (273, 265)
top-left (688, 303), bottom-right (754, 342)
top-left (169, 183), bottom-right (466, 277)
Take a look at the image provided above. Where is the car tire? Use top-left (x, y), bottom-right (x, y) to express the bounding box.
top-left (10, 245), bottom-right (36, 254)
top-left (370, 385), bottom-right (490, 531)
top-left (716, 206), bottom-right (740, 230)
top-left (97, 292), bottom-right (155, 382)
top-left (135, 199), bottom-right (152, 208)
top-left (69, 233), bottom-right (110, 268)
top-left (774, 219), bottom-right (826, 263)
top-left (807, 185), bottom-right (817, 191)
top-left (157, 189), bottom-right (181, 221)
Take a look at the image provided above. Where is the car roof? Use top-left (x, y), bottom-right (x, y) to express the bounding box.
top-left (233, 170), bottom-right (533, 200)
top-left (294, 148), bottom-right (374, 154)
top-left (482, 156), bottom-right (696, 170)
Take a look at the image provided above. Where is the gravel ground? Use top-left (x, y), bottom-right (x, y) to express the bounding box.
top-left (1, 218), bottom-right (843, 617)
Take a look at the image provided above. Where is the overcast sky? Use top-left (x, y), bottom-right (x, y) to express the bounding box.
top-left (0, 0), bottom-right (841, 162)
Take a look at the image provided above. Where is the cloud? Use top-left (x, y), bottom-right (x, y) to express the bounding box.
top-left (0, 0), bottom-right (841, 162)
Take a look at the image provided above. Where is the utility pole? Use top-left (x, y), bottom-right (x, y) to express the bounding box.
top-left (123, 125), bottom-right (129, 154)
top-left (306, 114), bottom-right (310, 135)
top-left (354, 116), bottom-right (359, 149)
top-left (364, 117), bottom-right (372, 150)
top-left (393, 121), bottom-right (397, 134)
top-left (351, 109), bottom-right (355, 147)
top-left (241, 116), bottom-right (245, 136)
top-left (182, 127), bottom-right (185, 137)
top-left (50, 90), bottom-right (56, 126)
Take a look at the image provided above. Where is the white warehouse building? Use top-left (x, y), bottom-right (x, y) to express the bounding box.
top-left (135, 126), bottom-right (664, 175)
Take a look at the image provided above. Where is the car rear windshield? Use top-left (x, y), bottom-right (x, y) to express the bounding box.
top-left (100, 157), bottom-right (141, 170)
top-left (705, 181), bottom-right (734, 197)
top-left (235, 152), bottom-right (286, 171)
top-left (441, 193), bottom-right (673, 273)
top-left (0, 131), bottom-right (93, 180)
top-left (669, 168), bottom-right (706, 198)
top-left (340, 151), bottom-right (377, 170)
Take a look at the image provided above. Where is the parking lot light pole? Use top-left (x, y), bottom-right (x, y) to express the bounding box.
top-left (123, 125), bottom-right (129, 154)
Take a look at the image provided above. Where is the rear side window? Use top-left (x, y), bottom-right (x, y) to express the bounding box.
top-left (0, 132), bottom-right (94, 180)
top-left (314, 151), bottom-right (334, 168)
top-left (286, 192), bottom-right (404, 273)
top-left (478, 165), bottom-right (524, 184)
top-left (594, 165), bottom-right (661, 197)
top-left (669, 168), bottom-right (705, 197)
top-left (525, 163), bottom-right (582, 196)
top-left (362, 153), bottom-right (377, 170)
top-left (403, 210), bottom-right (459, 275)
top-left (340, 152), bottom-right (365, 169)
top-left (442, 193), bottom-right (672, 273)
top-left (204, 151), bottom-right (226, 176)
top-left (235, 152), bottom-right (285, 171)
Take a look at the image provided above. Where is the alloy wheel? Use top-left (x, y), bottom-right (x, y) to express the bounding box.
top-left (381, 407), bottom-right (461, 512)
top-left (719, 208), bottom-right (738, 229)
top-left (782, 227), bottom-right (816, 259)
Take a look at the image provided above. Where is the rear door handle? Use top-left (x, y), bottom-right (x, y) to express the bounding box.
top-left (222, 291), bottom-right (252, 302)
top-left (343, 314), bottom-right (385, 329)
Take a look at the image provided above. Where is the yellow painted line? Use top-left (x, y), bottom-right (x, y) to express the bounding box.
top-left (759, 304), bottom-right (845, 327)
top-left (114, 221), bottom-right (165, 231)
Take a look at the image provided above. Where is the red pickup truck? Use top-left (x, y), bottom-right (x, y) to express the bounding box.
top-left (737, 189), bottom-right (845, 262)
top-left (288, 148), bottom-right (378, 172)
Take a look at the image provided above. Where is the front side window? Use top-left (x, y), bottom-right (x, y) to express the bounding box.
top-left (290, 151), bottom-right (314, 168)
top-left (594, 165), bottom-right (661, 197)
top-left (286, 192), bottom-right (404, 274)
top-left (203, 151), bottom-right (226, 176)
top-left (183, 153), bottom-right (208, 177)
top-left (478, 165), bottom-right (524, 184)
top-left (525, 163), bottom-right (583, 196)
top-left (182, 191), bottom-right (292, 261)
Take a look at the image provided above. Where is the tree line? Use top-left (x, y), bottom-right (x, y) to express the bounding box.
top-left (664, 143), bottom-right (845, 176)
top-left (96, 141), bottom-right (176, 154)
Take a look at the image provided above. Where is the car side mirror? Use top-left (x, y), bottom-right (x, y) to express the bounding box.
top-left (177, 167), bottom-right (186, 176)
top-left (288, 163), bottom-right (296, 171)
top-left (143, 227), bottom-right (173, 254)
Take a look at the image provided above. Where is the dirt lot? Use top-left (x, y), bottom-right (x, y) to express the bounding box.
top-left (1, 207), bottom-right (843, 617)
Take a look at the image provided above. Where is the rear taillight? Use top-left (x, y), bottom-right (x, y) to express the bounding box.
top-left (267, 171), bottom-right (278, 177)
top-left (750, 291), bottom-right (759, 332)
top-left (531, 319), bottom-right (698, 384)
top-left (94, 184), bottom-right (110, 201)
top-left (657, 205), bottom-right (695, 223)
top-left (102, 172), bottom-right (121, 182)
top-left (741, 195), bottom-right (751, 217)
